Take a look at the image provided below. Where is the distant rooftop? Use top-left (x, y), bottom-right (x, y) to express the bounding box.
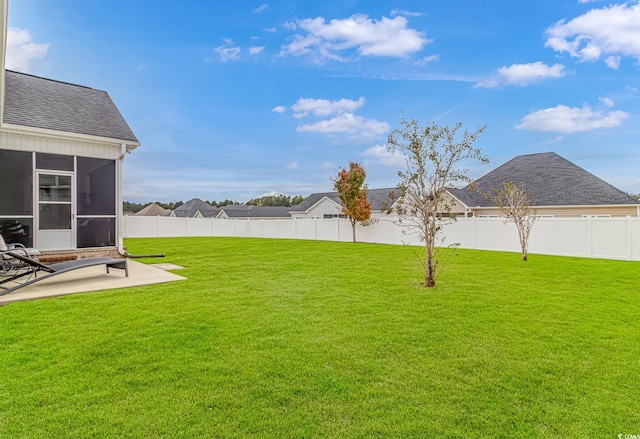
top-left (291, 187), bottom-right (400, 212)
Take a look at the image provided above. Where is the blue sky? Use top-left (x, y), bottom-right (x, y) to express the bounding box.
top-left (7, 0), bottom-right (640, 202)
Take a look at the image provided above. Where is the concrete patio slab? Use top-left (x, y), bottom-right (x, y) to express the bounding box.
top-left (0, 260), bottom-right (187, 305)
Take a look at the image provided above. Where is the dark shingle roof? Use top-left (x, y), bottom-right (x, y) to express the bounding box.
top-left (3, 70), bottom-right (138, 142)
top-left (172, 198), bottom-right (219, 218)
top-left (448, 152), bottom-right (638, 207)
top-left (219, 205), bottom-right (292, 218)
top-left (290, 187), bottom-right (400, 212)
top-left (290, 192), bottom-right (339, 212)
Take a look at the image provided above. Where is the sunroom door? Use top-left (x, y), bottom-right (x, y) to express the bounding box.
top-left (36, 171), bottom-right (75, 250)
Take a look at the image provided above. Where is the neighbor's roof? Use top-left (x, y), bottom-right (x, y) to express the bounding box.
top-left (290, 187), bottom-right (400, 212)
top-left (219, 205), bottom-right (292, 218)
top-left (3, 70), bottom-right (138, 143)
top-left (172, 198), bottom-right (219, 218)
top-left (448, 152), bottom-right (638, 207)
top-left (135, 203), bottom-right (171, 217)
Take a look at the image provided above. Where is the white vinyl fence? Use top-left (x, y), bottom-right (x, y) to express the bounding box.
top-left (122, 216), bottom-right (640, 261)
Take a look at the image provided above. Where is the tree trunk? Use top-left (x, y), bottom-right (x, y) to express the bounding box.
top-left (351, 219), bottom-right (357, 242)
top-left (426, 246), bottom-right (436, 287)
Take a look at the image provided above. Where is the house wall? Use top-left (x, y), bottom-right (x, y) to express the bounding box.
top-left (470, 205), bottom-right (639, 218)
top-left (292, 197), bottom-right (342, 219)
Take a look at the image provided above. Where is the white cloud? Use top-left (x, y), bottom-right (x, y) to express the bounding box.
top-left (254, 3), bottom-right (268, 14)
top-left (248, 45), bottom-right (265, 55)
top-left (475, 62), bottom-right (567, 88)
top-left (271, 105), bottom-right (286, 114)
top-left (212, 45), bottom-right (241, 62)
top-left (363, 145), bottom-right (406, 167)
top-left (545, 2), bottom-right (640, 68)
top-left (413, 54), bottom-right (440, 66)
top-left (390, 9), bottom-right (424, 18)
top-left (297, 112), bottom-right (390, 141)
top-left (286, 162), bottom-right (299, 169)
top-left (516, 103), bottom-right (629, 133)
top-left (321, 161), bottom-right (337, 169)
top-left (292, 97), bottom-right (365, 118)
top-left (539, 135), bottom-right (566, 145)
top-left (599, 97), bottom-right (614, 107)
top-left (282, 14), bottom-right (430, 61)
top-left (6, 27), bottom-right (49, 73)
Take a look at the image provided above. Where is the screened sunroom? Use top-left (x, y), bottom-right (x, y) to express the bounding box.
top-left (0, 70), bottom-right (139, 253)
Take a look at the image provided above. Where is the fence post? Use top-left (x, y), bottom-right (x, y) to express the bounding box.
top-left (627, 216), bottom-right (633, 261)
top-left (586, 217), bottom-right (593, 258)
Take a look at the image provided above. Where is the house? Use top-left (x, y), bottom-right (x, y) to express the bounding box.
top-left (134, 203), bottom-right (170, 217)
top-left (216, 205), bottom-right (291, 219)
top-left (170, 198), bottom-right (292, 219)
top-left (447, 152), bottom-right (640, 218)
top-left (0, 6), bottom-right (140, 257)
top-left (170, 198), bottom-right (220, 218)
top-left (290, 188), bottom-right (399, 219)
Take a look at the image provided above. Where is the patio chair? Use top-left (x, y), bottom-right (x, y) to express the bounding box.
top-left (0, 233), bottom-right (41, 275)
top-left (0, 249), bottom-right (128, 296)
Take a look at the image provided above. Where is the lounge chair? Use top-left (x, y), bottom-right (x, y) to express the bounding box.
top-left (0, 249), bottom-right (128, 296)
top-left (0, 234), bottom-right (41, 275)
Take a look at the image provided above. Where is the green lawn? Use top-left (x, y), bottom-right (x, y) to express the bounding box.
top-left (1, 237), bottom-right (639, 438)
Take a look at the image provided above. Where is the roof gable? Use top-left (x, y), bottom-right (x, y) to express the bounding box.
top-left (450, 152), bottom-right (638, 207)
top-left (173, 198), bottom-right (219, 218)
top-left (3, 70), bottom-right (138, 143)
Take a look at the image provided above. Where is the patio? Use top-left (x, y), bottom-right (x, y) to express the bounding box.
top-left (0, 259), bottom-right (186, 305)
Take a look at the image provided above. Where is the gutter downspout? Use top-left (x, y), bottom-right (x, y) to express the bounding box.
top-left (116, 143), bottom-right (165, 259)
top-left (0, 0), bottom-right (9, 127)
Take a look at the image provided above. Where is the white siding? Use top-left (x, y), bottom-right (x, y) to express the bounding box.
top-left (0, 131), bottom-right (122, 160)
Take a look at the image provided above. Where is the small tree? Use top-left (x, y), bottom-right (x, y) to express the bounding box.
top-left (332, 162), bottom-right (372, 242)
top-left (387, 116), bottom-right (487, 287)
top-left (491, 182), bottom-right (536, 262)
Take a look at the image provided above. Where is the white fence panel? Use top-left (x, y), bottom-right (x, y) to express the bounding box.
top-left (591, 218), bottom-right (630, 260)
top-left (186, 218), bottom-right (212, 237)
top-left (295, 220), bottom-right (318, 241)
top-left (212, 219), bottom-right (236, 236)
top-left (261, 220), bottom-right (280, 239)
top-left (158, 217), bottom-right (187, 237)
top-left (529, 219), bottom-right (590, 257)
top-left (122, 215), bottom-right (640, 261)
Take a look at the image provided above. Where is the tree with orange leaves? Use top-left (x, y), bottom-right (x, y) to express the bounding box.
top-left (332, 162), bottom-right (372, 242)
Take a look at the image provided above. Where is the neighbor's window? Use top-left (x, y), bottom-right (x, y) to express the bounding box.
top-left (0, 150), bottom-right (33, 216)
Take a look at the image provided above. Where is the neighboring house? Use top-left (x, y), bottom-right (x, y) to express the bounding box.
top-left (135, 203), bottom-right (170, 217)
top-left (217, 205), bottom-right (291, 219)
top-left (0, 11), bottom-right (140, 254)
top-left (170, 198), bottom-right (220, 218)
top-left (170, 199), bottom-right (291, 219)
top-left (290, 188), bottom-right (399, 219)
top-left (447, 152), bottom-right (640, 218)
